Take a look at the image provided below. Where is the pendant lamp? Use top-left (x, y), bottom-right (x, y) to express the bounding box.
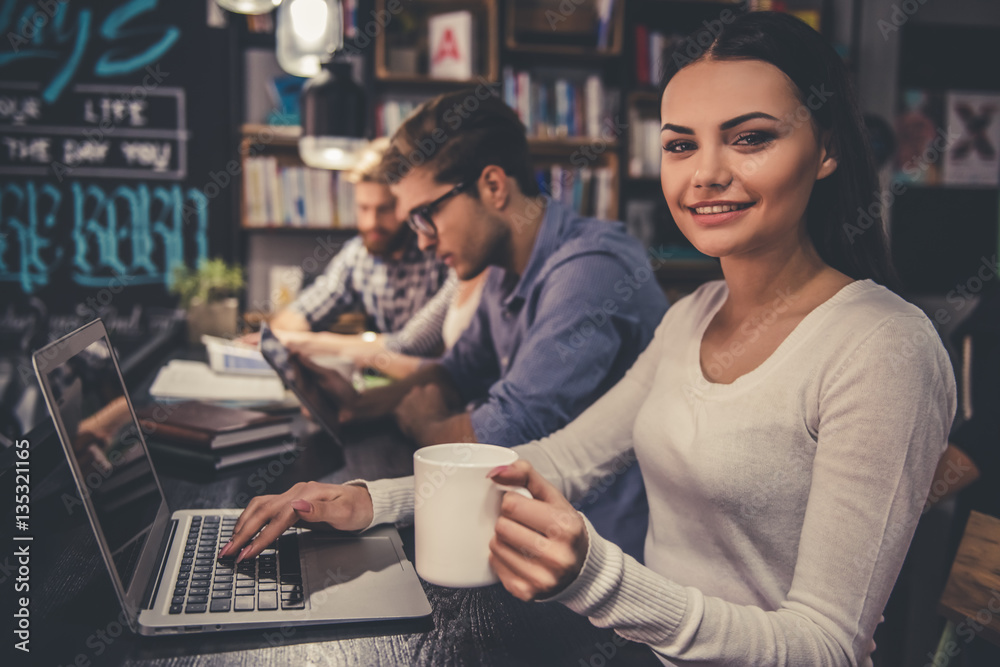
top-left (216, 0), bottom-right (281, 15)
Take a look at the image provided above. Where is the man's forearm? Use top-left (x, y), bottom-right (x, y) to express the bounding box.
top-left (413, 411), bottom-right (477, 446)
top-left (270, 308), bottom-right (311, 332)
top-left (352, 363), bottom-right (458, 420)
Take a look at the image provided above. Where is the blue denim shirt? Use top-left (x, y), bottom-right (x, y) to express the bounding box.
top-left (440, 198), bottom-right (669, 559)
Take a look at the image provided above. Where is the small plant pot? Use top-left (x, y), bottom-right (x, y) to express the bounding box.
top-left (186, 297), bottom-right (239, 345)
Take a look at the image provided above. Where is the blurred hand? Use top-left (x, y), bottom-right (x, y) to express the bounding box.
top-left (293, 352), bottom-right (360, 419)
top-left (220, 481), bottom-right (374, 562)
top-left (487, 460), bottom-right (588, 601)
top-left (280, 331), bottom-right (372, 359)
top-left (237, 331), bottom-right (261, 346)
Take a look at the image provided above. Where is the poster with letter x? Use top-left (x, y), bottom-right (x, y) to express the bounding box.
top-left (944, 91), bottom-right (1000, 187)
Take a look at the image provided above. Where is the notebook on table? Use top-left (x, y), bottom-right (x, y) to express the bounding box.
top-left (144, 438), bottom-right (300, 472)
top-left (136, 401), bottom-right (294, 450)
top-left (32, 319), bottom-right (431, 635)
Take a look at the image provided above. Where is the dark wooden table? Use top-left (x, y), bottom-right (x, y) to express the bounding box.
top-left (12, 412), bottom-right (659, 667)
top-left (939, 510), bottom-right (1000, 647)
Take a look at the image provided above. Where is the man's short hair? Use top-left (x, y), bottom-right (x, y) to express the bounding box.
top-left (346, 137), bottom-right (392, 184)
top-left (378, 89), bottom-right (540, 196)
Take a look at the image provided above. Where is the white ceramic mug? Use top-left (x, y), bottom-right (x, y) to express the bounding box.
top-left (413, 443), bottom-right (531, 588)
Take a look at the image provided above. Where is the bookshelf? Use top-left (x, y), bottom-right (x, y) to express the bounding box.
top-left (239, 124), bottom-right (357, 230)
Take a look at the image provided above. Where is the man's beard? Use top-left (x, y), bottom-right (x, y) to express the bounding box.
top-left (362, 224), bottom-right (413, 257)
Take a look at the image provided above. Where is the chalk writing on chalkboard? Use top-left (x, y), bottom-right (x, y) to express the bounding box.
top-left (1, 180), bottom-right (208, 293)
top-left (0, 0), bottom-right (181, 105)
top-left (0, 0), bottom-right (223, 303)
top-left (0, 82), bottom-right (187, 179)
top-left (0, 78), bottom-right (205, 293)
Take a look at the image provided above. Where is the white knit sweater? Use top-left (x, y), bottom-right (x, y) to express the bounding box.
top-left (361, 279), bottom-right (957, 666)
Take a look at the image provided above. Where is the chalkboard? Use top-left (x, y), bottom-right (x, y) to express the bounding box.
top-left (0, 0), bottom-right (236, 319)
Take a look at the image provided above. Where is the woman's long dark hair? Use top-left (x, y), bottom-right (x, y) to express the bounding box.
top-left (660, 11), bottom-right (897, 287)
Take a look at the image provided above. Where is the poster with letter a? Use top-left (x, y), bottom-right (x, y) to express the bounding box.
top-left (429, 11), bottom-right (473, 80)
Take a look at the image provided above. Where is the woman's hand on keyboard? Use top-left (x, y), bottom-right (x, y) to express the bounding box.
top-left (220, 481), bottom-right (374, 562)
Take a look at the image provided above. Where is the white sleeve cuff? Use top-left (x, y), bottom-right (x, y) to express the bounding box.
top-left (543, 515), bottom-right (691, 650)
top-left (344, 476), bottom-right (414, 530)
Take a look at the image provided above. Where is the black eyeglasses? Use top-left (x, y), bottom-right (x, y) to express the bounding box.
top-left (406, 181), bottom-right (472, 239)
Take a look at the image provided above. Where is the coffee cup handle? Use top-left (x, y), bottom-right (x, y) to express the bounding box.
top-left (493, 484), bottom-right (532, 499)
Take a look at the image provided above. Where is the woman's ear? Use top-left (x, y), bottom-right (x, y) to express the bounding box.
top-left (816, 132), bottom-right (839, 181)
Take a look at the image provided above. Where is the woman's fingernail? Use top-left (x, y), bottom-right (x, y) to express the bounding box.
top-left (219, 540), bottom-right (232, 557)
top-left (291, 499), bottom-right (312, 512)
top-left (236, 546), bottom-right (249, 563)
top-left (487, 465), bottom-right (509, 479)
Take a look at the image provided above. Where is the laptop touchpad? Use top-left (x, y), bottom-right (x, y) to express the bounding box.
top-left (300, 532), bottom-right (409, 617)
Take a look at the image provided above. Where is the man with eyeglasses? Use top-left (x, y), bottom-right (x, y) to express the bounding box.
top-left (263, 137), bottom-right (450, 339)
top-left (292, 90), bottom-right (668, 560)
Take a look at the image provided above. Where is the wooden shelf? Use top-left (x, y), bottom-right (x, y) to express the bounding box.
top-left (628, 90), bottom-right (661, 105)
top-left (504, 43), bottom-right (621, 59)
top-left (242, 225), bottom-right (357, 233)
top-left (374, 0), bottom-right (499, 84)
top-left (374, 74), bottom-right (500, 87)
top-left (240, 123), bottom-right (301, 148)
top-left (528, 137), bottom-right (620, 153)
top-left (506, 0), bottom-right (624, 56)
top-left (631, 0), bottom-right (742, 4)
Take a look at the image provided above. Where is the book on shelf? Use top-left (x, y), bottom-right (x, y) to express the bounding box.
top-left (634, 26), bottom-right (683, 89)
top-left (503, 67), bottom-right (518, 111)
top-left (336, 172), bottom-right (355, 227)
top-left (265, 156), bottom-right (282, 223)
top-left (503, 68), bottom-right (613, 140)
top-left (148, 437), bottom-right (298, 471)
top-left (136, 400), bottom-right (294, 450)
top-left (635, 24), bottom-right (650, 86)
top-left (535, 164), bottom-right (614, 219)
top-left (428, 11), bottom-right (473, 80)
top-left (516, 70), bottom-right (532, 135)
top-left (376, 99), bottom-right (420, 138)
top-left (243, 158), bottom-right (340, 227)
top-left (343, 0), bottom-right (358, 39)
top-left (596, 0), bottom-right (616, 50)
top-left (628, 108), bottom-right (661, 178)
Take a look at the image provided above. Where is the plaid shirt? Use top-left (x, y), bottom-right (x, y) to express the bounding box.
top-left (289, 235), bottom-right (449, 333)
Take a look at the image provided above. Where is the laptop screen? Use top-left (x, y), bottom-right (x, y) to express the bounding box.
top-left (42, 334), bottom-right (162, 591)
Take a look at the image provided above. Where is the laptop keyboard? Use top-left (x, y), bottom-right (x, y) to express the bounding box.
top-left (168, 515), bottom-right (305, 614)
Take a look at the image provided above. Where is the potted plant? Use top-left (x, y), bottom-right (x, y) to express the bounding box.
top-left (171, 259), bottom-right (245, 344)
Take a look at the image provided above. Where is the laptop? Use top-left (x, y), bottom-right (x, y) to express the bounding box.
top-left (257, 322), bottom-right (343, 444)
top-left (32, 319), bottom-right (431, 636)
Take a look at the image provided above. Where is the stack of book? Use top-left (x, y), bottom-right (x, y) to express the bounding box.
top-left (138, 401), bottom-right (296, 471)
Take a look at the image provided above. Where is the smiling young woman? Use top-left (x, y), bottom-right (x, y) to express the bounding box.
top-left (220, 12), bottom-right (957, 666)
top-left (474, 12), bottom-right (956, 665)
